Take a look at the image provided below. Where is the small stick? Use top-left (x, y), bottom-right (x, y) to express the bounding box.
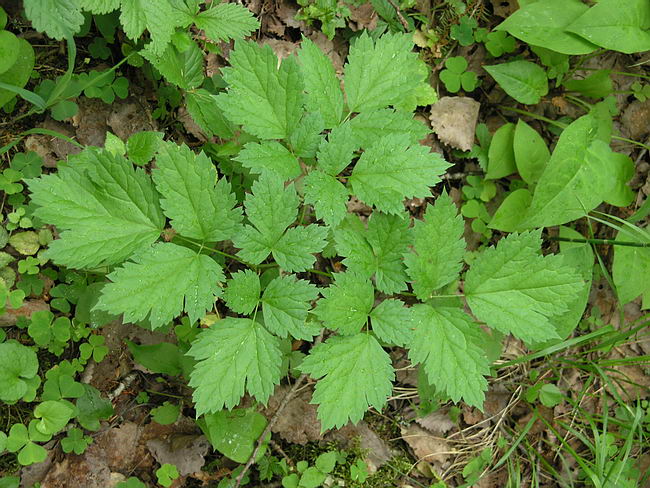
top-left (548, 236), bottom-right (650, 248)
top-left (386, 0), bottom-right (409, 30)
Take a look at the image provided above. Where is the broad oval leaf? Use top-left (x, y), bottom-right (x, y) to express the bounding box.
top-left (485, 61), bottom-right (549, 105)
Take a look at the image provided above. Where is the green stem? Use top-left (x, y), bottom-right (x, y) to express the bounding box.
top-left (549, 236), bottom-right (649, 248)
top-left (307, 268), bottom-right (332, 278)
top-left (175, 235), bottom-right (254, 267)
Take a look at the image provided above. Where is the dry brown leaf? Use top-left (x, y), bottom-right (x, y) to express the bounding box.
top-left (429, 96), bottom-right (480, 151)
top-left (415, 410), bottom-right (455, 435)
top-left (327, 421), bottom-right (393, 474)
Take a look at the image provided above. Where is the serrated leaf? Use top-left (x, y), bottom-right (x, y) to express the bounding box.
top-left (217, 41), bottom-right (303, 139)
top-left (404, 192), bottom-right (465, 300)
top-left (261, 275), bottom-right (320, 339)
top-left (313, 272), bottom-right (374, 335)
top-left (24, 0), bottom-right (84, 39)
top-left (485, 61), bottom-right (549, 105)
top-left (194, 3), bottom-right (259, 42)
top-left (142, 40), bottom-right (204, 90)
top-left (188, 318), bottom-right (282, 415)
top-left (465, 231), bottom-right (584, 344)
top-left (349, 108), bottom-right (430, 149)
top-left (126, 131), bottom-right (163, 166)
top-left (335, 213), bottom-right (409, 294)
top-left (344, 32), bottom-right (426, 113)
top-left (300, 333), bottom-right (394, 430)
top-left (370, 299), bottom-right (413, 346)
top-left (297, 37), bottom-right (344, 128)
top-left (152, 142), bottom-right (242, 242)
top-left (120, 0), bottom-right (183, 54)
top-left (185, 89), bottom-right (235, 139)
top-left (519, 115), bottom-right (614, 229)
top-left (223, 269), bottom-right (260, 315)
top-left (349, 134), bottom-right (450, 214)
top-left (289, 112), bottom-right (325, 158)
top-left (408, 305), bottom-right (489, 407)
top-left (95, 243), bottom-right (224, 329)
top-left (316, 122), bottom-right (358, 176)
top-left (235, 141), bottom-right (301, 180)
top-left (234, 173), bottom-right (326, 271)
top-left (303, 170), bottom-right (349, 228)
top-left (27, 148), bottom-right (164, 269)
top-left (495, 0), bottom-right (598, 55)
top-left (82, 0), bottom-right (120, 14)
top-left (566, 0), bottom-right (650, 54)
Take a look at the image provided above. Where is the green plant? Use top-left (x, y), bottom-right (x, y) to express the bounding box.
top-left (439, 56), bottom-right (479, 93)
top-left (281, 451), bottom-right (340, 488)
top-left (156, 463), bottom-right (179, 487)
top-left (0, 7), bottom-right (35, 109)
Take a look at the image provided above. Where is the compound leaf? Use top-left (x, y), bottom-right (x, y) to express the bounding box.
top-left (344, 32), bottom-right (427, 113)
top-left (316, 122), bottom-right (358, 176)
top-left (216, 41), bottom-right (303, 139)
top-left (27, 148), bottom-right (164, 269)
top-left (370, 299), bottom-right (413, 346)
top-left (404, 192), bottom-right (465, 300)
top-left (95, 243), bottom-right (224, 329)
top-left (303, 170), bottom-right (349, 228)
top-left (153, 142), bottom-right (242, 242)
top-left (313, 272), bottom-right (374, 335)
top-left (349, 108), bottom-right (430, 149)
top-left (188, 318), bottom-right (282, 415)
top-left (465, 231), bottom-right (584, 344)
top-left (408, 305), bottom-right (489, 408)
top-left (261, 275), bottom-right (320, 339)
top-left (24, 0), bottom-right (84, 39)
top-left (349, 134), bottom-right (450, 214)
top-left (234, 141), bottom-right (301, 181)
top-left (300, 333), bottom-right (394, 430)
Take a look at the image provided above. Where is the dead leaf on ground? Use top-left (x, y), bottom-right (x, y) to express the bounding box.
top-left (429, 96), bottom-right (480, 152)
top-left (147, 435), bottom-right (210, 476)
top-left (326, 421), bottom-right (393, 474)
top-left (415, 410), bottom-right (456, 435)
top-left (622, 99), bottom-right (650, 142)
top-left (0, 299), bottom-right (50, 326)
top-left (263, 384), bottom-right (322, 444)
top-left (400, 424), bottom-right (451, 475)
top-left (24, 119), bottom-right (80, 167)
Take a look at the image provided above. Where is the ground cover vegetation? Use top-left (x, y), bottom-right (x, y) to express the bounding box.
top-left (0, 0), bottom-right (649, 486)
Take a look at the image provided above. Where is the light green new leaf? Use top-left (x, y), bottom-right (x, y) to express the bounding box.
top-left (0, 38), bottom-right (35, 107)
top-left (404, 192), bottom-right (465, 300)
top-left (300, 333), bottom-right (394, 430)
top-left (513, 120), bottom-right (549, 185)
top-left (185, 89), bottom-right (235, 139)
top-left (349, 109), bottom-right (430, 149)
top-left (370, 299), bottom-right (413, 346)
top-left (142, 40), bottom-right (204, 90)
top-left (349, 134), bottom-right (450, 214)
top-left (235, 141), bottom-right (301, 180)
top-left (519, 115), bottom-right (613, 229)
top-left (465, 231), bottom-right (584, 344)
top-left (27, 148), bottom-right (164, 269)
top-left (95, 243), bottom-right (224, 329)
top-left (613, 228), bottom-right (650, 305)
top-left (153, 142), bottom-right (241, 242)
top-left (34, 400), bottom-right (74, 435)
top-left (194, 3), bottom-right (259, 43)
top-left (234, 173), bottom-right (326, 271)
top-left (297, 37), bottom-right (344, 128)
top-left (408, 305), bottom-right (489, 407)
top-left (485, 61), bottom-right (548, 105)
top-left (566, 0), bottom-right (650, 54)
top-left (486, 123), bottom-right (516, 180)
top-left (261, 275), bottom-right (320, 339)
top-left (495, 0), bottom-right (597, 55)
top-left (120, 0), bottom-right (183, 54)
top-left (313, 272), bottom-right (374, 335)
top-left (335, 213), bottom-right (410, 294)
top-left (216, 41), bottom-right (303, 139)
top-left (303, 170), bottom-right (349, 228)
top-left (489, 188), bottom-right (532, 232)
top-left (604, 153), bottom-right (635, 207)
top-left (223, 269), bottom-right (260, 315)
top-left (344, 32), bottom-right (426, 113)
top-left (24, 0), bottom-right (84, 39)
top-left (0, 342), bottom-right (39, 403)
top-left (188, 318), bottom-right (282, 415)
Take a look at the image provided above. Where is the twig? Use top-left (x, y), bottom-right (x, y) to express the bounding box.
top-left (233, 374), bottom-right (308, 488)
top-left (386, 0), bottom-right (409, 30)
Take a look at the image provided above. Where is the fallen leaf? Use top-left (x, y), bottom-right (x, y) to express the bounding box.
top-left (429, 96), bottom-right (480, 151)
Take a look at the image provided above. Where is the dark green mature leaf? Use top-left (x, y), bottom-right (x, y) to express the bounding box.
top-left (261, 275), bottom-right (320, 339)
top-left (216, 41), bottom-right (303, 139)
top-left (408, 305), bottom-right (489, 407)
top-left (188, 318), bottom-right (282, 415)
top-left (303, 170), bottom-right (349, 227)
top-left (335, 213), bottom-right (410, 294)
top-left (370, 299), bottom-right (413, 346)
top-left (223, 269), bottom-right (260, 315)
top-left (153, 142), bottom-right (242, 242)
top-left (404, 192), bottom-right (465, 300)
top-left (465, 231), bottom-right (584, 344)
top-left (566, 0), bottom-right (650, 54)
top-left (349, 134), bottom-right (450, 214)
top-left (95, 243), bottom-right (224, 329)
top-left (485, 61), bottom-right (548, 105)
top-left (185, 89), bottom-right (235, 139)
top-left (495, 0), bottom-right (598, 55)
top-left (313, 272), bottom-right (374, 335)
top-left (27, 148), bottom-right (165, 269)
top-left (300, 333), bottom-right (394, 430)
